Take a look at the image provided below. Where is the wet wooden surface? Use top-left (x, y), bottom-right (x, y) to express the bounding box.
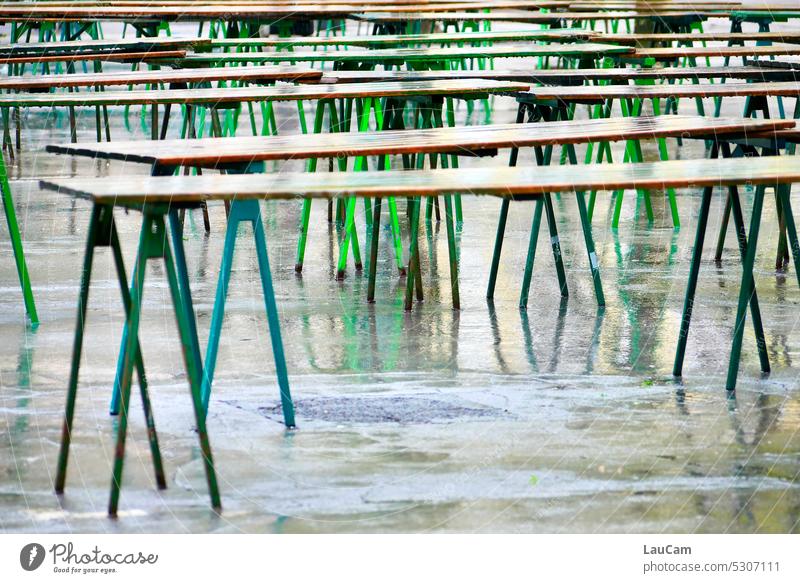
top-left (39, 155), bottom-right (800, 205)
top-left (0, 0), bottom-right (569, 5)
top-left (0, 65), bottom-right (322, 90)
top-left (0, 50), bottom-right (187, 66)
top-left (0, 79), bottom-right (530, 107)
top-left (602, 31), bottom-right (800, 45)
top-left (320, 65), bottom-right (797, 84)
top-left (353, 9), bottom-right (717, 22)
top-left (521, 80), bottom-right (800, 101)
top-left (633, 44), bottom-right (800, 60)
top-left (178, 43), bottom-right (633, 66)
top-left (45, 115), bottom-right (794, 167)
top-left (210, 28), bottom-right (595, 49)
top-left (0, 36), bottom-right (210, 57)
top-left (569, 1), bottom-right (740, 11)
top-left (0, 4), bottom-right (571, 21)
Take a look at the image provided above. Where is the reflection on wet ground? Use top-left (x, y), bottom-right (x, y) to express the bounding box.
top-left (1, 25), bottom-right (800, 533)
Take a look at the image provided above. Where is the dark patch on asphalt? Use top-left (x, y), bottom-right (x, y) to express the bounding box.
top-left (251, 395), bottom-right (508, 425)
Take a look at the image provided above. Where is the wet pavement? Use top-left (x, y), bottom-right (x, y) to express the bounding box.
top-left (1, 22), bottom-right (800, 534)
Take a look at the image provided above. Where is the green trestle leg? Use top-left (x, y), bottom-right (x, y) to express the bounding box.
top-left (518, 199), bottom-right (545, 309)
top-left (487, 102), bottom-right (604, 307)
top-left (110, 167), bottom-right (202, 415)
top-left (295, 96), bottom-right (403, 278)
top-left (112, 207), bottom-right (220, 515)
top-left (727, 184), bottom-right (771, 375)
top-left (57, 203), bottom-right (219, 517)
top-left (724, 185), bottom-right (766, 392)
top-left (200, 198), bottom-right (295, 427)
top-left (518, 141), bottom-right (569, 309)
top-left (673, 181), bottom-right (774, 390)
top-left (403, 197), bottom-right (424, 311)
top-left (563, 142), bottom-right (606, 307)
top-left (57, 205), bottom-right (165, 500)
top-left (715, 99), bottom-right (799, 270)
top-left (0, 146), bottom-right (37, 325)
top-left (486, 102), bottom-right (527, 302)
top-left (611, 97), bottom-right (653, 228)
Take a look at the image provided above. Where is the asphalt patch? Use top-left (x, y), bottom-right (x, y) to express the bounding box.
top-left (255, 395), bottom-right (508, 425)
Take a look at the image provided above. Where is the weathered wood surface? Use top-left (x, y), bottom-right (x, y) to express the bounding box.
top-left (0, 79), bottom-right (530, 107)
top-left (210, 28), bottom-right (595, 49)
top-left (0, 65), bottom-right (322, 91)
top-left (39, 155), bottom-right (800, 205)
top-left (45, 115), bottom-right (794, 167)
top-left (521, 80), bottom-right (800, 102)
top-left (353, 10), bottom-right (716, 22)
top-left (0, 50), bottom-right (187, 65)
top-left (178, 43), bottom-right (633, 66)
top-left (4, 0), bottom-right (568, 5)
top-left (320, 65), bottom-right (797, 84)
top-left (731, 9), bottom-right (800, 18)
top-left (602, 31), bottom-right (800, 45)
top-left (570, 1), bottom-right (740, 11)
top-left (0, 4), bottom-right (572, 21)
top-left (0, 0), bottom-right (568, 11)
top-left (633, 44), bottom-right (800, 60)
top-left (746, 56), bottom-right (800, 68)
top-left (0, 37), bottom-right (210, 57)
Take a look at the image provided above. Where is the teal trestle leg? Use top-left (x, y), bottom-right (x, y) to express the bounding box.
top-left (56, 203), bottom-right (221, 517)
top-left (200, 198), bottom-right (295, 427)
top-left (110, 166), bottom-right (202, 415)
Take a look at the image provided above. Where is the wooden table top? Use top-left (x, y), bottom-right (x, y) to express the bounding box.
top-left (0, 4), bottom-right (569, 21)
top-left (353, 9), bottom-right (716, 22)
top-left (179, 43), bottom-right (632, 66)
top-left (746, 56), bottom-right (800, 68)
top-left (39, 155), bottom-right (800, 205)
top-left (602, 31), bottom-right (800, 44)
top-left (633, 43), bottom-right (800, 60)
top-left (0, 78), bottom-right (530, 107)
top-left (45, 115), bottom-right (793, 167)
top-left (8, 0), bottom-right (567, 5)
top-left (320, 65), bottom-right (795, 83)
top-left (0, 50), bottom-right (187, 65)
top-left (0, 65), bottom-right (322, 91)
top-left (570, 1), bottom-right (740, 11)
top-left (521, 80), bottom-right (800, 102)
top-left (210, 28), bottom-right (595, 49)
top-left (731, 9), bottom-right (800, 18)
top-left (0, 36), bottom-right (210, 57)
top-left (0, 0), bottom-right (568, 11)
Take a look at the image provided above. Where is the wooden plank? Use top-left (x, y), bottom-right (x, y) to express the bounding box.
top-left (0, 50), bottom-right (187, 66)
top-left (633, 44), bottom-right (800, 60)
top-left (746, 56), bottom-right (800, 68)
top-left (0, 37), bottom-right (210, 57)
top-left (38, 155), bottom-right (800, 205)
top-left (520, 80), bottom-right (800, 101)
top-left (177, 43), bottom-right (633, 66)
top-left (602, 31), bottom-right (800, 45)
top-left (0, 65), bottom-right (322, 91)
top-left (352, 10), bottom-right (717, 22)
top-left (570, 1), bottom-right (740, 11)
top-left (210, 28), bottom-right (595, 49)
top-left (5, 0), bottom-right (568, 5)
top-left (45, 115), bottom-right (794, 167)
top-left (0, 79), bottom-right (531, 107)
top-left (321, 65), bottom-right (796, 83)
top-left (0, 5), bottom-right (574, 21)
top-left (731, 9), bottom-right (800, 19)
top-left (0, 1), bottom-right (569, 14)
